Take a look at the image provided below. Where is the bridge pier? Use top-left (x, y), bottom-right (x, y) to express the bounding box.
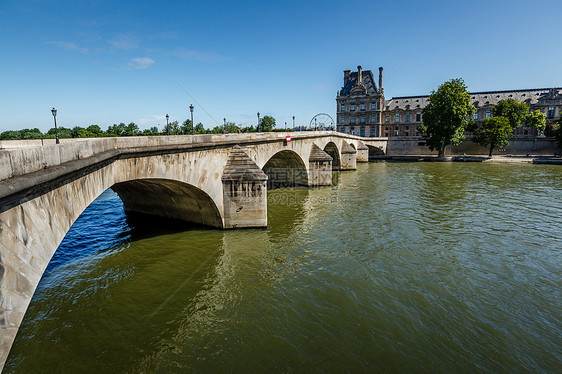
top-left (340, 141), bottom-right (357, 170)
top-left (308, 144), bottom-right (333, 186)
top-left (221, 146), bottom-right (268, 229)
top-left (356, 141), bottom-right (369, 162)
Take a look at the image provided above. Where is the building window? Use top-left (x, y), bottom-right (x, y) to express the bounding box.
top-left (385, 114), bottom-right (389, 122)
top-left (486, 110), bottom-right (491, 118)
top-left (416, 113), bottom-right (421, 122)
top-left (395, 129), bottom-right (399, 136)
top-left (395, 113), bottom-right (400, 123)
top-left (341, 104), bottom-right (345, 111)
top-left (361, 115), bottom-right (365, 123)
top-left (385, 132), bottom-right (388, 137)
top-left (360, 127), bottom-right (365, 137)
top-left (473, 112), bottom-right (478, 120)
top-left (340, 127), bottom-right (345, 133)
top-left (350, 115), bottom-right (355, 124)
top-left (340, 115), bottom-right (345, 124)
top-left (371, 102), bottom-right (376, 110)
top-left (406, 113), bottom-right (410, 122)
top-left (405, 126), bottom-right (409, 130)
top-left (370, 127), bottom-right (375, 136)
top-left (371, 113), bottom-right (376, 122)
top-left (385, 126), bottom-right (389, 130)
top-left (361, 103), bottom-right (365, 111)
top-left (548, 107), bottom-right (555, 118)
top-left (350, 104), bottom-right (355, 111)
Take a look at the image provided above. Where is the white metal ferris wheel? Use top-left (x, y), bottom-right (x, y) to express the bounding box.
top-left (309, 113), bottom-right (335, 130)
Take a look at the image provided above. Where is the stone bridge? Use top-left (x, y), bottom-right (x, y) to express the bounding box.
top-left (0, 131), bottom-right (385, 370)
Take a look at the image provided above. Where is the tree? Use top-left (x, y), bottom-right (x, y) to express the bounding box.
top-left (181, 119), bottom-right (193, 134)
top-left (492, 98), bottom-right (529, 129)
top-left (86, 125), bottom-right (103, 136)
top-left (123, 122), bottom-right (139, 136)
top-left (419, 78), bottom-right (475, 157)
top-left (194, 123), bottom-right (206, 134)
top-left (554, 118), bottom-right (562, 147)
top-left (107, 123), bottom-right (126, 136)
top-left (259, 115), bottom-right (276, 132)
top-left (525, 110), bottom-right (546, 133)
top-left (473, 117), bottom-right (513, 156)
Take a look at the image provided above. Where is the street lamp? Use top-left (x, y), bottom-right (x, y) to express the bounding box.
top-left (285, 121), bottom-right (287, 130)
top-left (51, 108), bottom-right (59, 144)
top-left (190, 104), bottom-right (194, 135)
top-left (224, 117), bottom-right (226, 133)
top-left (314, 118), bottom-right (317, 131)
top-left (292, 115), bottom-right (295, 131)
top-left (257, 112), bottom-right (260, 132)
top-left (166, 114), bottom-right (169, 135)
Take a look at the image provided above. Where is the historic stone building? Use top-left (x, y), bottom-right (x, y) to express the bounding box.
top-left (336, 66), bottom-right (562, 138)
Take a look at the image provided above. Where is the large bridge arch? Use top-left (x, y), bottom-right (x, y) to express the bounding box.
top-left (262, 150), bottom-right (308, 189)
top-left (323, 142), bottom-right (341, 170)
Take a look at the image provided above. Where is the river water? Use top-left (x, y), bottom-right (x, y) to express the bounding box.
top-left (5, 162), bottom-right (562, 373)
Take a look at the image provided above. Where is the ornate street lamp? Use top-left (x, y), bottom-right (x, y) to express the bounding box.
top-left (166, 114), bottom-right (169, 135)
top-left (257, 112), bottom-right (260, 132)
top-left (292, 115), bottom-right (295, 131)
top-left (190, 104), bottom-right (194, 135)
top-left (51, 108), bottom-right (59, 144)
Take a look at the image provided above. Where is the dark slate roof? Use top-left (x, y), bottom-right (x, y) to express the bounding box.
top-left (340, 70), bottom-right (379, 96)
top-left (386, 88), bottom-right (562, 110)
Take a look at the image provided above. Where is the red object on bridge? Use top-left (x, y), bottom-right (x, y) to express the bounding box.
top-left (286, 135), bottom-right (291, 143)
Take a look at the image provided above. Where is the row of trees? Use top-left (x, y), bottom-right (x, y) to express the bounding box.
top-left (0, 116), bottom-right (278, 140)
top-left (418, 79), bottom-right (549, 157)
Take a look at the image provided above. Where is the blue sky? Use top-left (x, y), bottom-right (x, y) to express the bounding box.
top-left (1, 0), bottom-right (561, 132)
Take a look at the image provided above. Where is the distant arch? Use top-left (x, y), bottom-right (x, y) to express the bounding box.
top-left (262, 150), bottom-right (308, 189)
top-left (366, 144), bottom-right (385, 156)
top-left (323, 142), bottom-right (341, 170)
top-left (112, 178), bottom-right (223, 228)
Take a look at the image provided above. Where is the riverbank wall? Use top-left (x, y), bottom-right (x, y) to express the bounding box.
top-left (385, 137), bottom-right (559, 156)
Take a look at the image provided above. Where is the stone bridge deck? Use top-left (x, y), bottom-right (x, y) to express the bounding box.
top-left (0, 131), bottom-right (386, 371)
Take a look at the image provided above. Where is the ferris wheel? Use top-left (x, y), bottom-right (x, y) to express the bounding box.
top-left (310, 113), bottom-right (335, 130)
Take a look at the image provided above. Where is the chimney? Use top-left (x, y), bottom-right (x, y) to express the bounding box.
top-left (344, 69), bottom-right (351, 85)
top-left (378, 67), bottom-right (383, 92)
top-left (357, 65), bottom-right (363, 84)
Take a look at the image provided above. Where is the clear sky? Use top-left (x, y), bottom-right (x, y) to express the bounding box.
top-left (1, 0), bottom-right (561, 133)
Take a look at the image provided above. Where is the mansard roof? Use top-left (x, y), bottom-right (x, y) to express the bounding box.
top-left (340, 70), bottom-right (379, 97)
top-left (386, 87), bottom-right (562, 110)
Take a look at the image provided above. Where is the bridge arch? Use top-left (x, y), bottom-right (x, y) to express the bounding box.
top-left (112, 178), bottom-right (223, 229)
top-left (323, 142), bottom-right (341, 170)
top-left (262, 150), bottom-right (308, 189)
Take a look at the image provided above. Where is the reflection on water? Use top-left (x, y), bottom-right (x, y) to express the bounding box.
top-left (6, 163), bottom-right (562, 373)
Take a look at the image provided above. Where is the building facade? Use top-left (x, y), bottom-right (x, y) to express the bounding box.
top-left (336, 66), bottom-right (562, 138)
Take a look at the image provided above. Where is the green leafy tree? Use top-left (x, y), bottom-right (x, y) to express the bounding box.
top-left (107, 123), bottom-right (126, 136)
top-left (259, 115), bottom-right (276, 132)
top-left (86, 125), bottom-right (103, 136)
top-left (473, 117), bottom-right (513, 156)
top-left (148, 126), bottom-right (159, 134)
top-left (419, 78), bottom-right (475, 157)
top-left (554, 118), bottom-right (562, 147)
top-left (224, 121), bottom-right (240, 133)
top-left (123, 122), bottom-right (139, 136)
top-left (0, 130), bottom-right (21, 140)
top-left (71, 126), bottom-right (95, 138)
top-left (181, 119), bottom-right (193, 134)
top-left (194, 123), bottom-right (206, 134)
top-left (492, 99), bottom-right (529, 129)
top-left (47, 127), bottom-right (72, 138)
top-left (525, 110), bottom-right (546, 133)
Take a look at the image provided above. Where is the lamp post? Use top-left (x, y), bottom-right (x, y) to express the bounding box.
top-left (51, 108), bottom-right (59, 144)
top-left (285, 121), bottom-right (287, 130)
top-left (224, 117), bottom-right (226, 133)
top-left (292, 115), bottom-right (295, 131)
top-left (257, 112), bottom-right (260, 132)
top-left (190, 104), bottom-right (194, 135)
top-left (166, 114), bottom-right (169, 135)
top-left (314, 118), bottom-right (317, 131)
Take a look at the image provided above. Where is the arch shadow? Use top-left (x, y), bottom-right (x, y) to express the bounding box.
top-left (112, 178), bottom-right (223, 229)
top-left (262, 150), bottom-right (308, 189)
top-left (323, 142), bottom-right (341, 170)
top-left (367, 145), bottom-right (385, 157)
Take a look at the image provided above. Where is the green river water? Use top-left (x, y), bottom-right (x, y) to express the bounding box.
top-left (5, 162), bottom-right (562, 373)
